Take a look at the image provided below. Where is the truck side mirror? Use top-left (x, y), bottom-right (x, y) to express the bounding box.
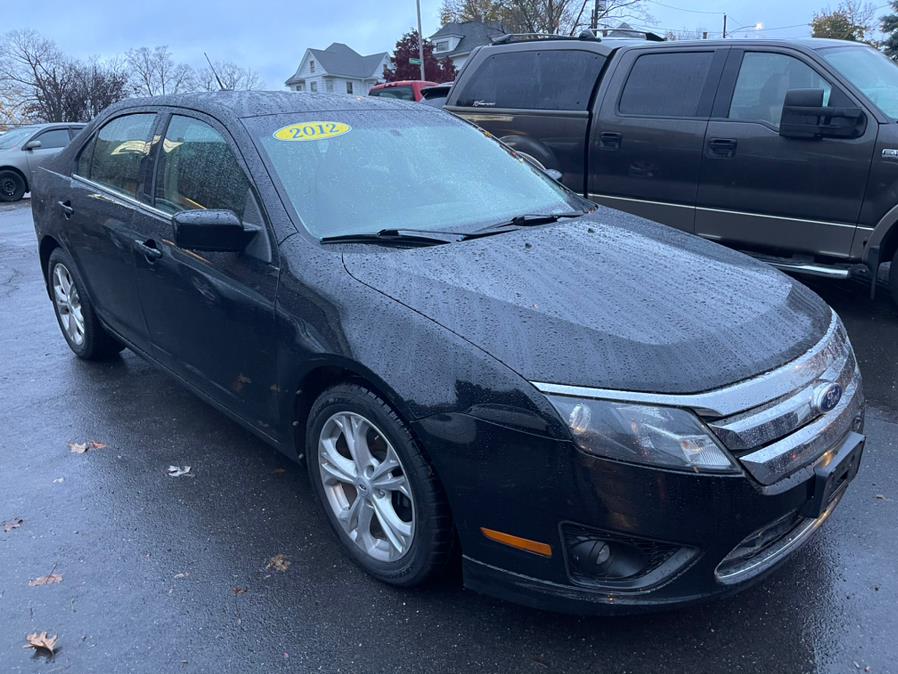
top-left (780, 88), bottom-right (866, 140)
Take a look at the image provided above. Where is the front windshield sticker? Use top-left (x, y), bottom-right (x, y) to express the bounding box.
top-left (273, 121), bottom-right (351, 142)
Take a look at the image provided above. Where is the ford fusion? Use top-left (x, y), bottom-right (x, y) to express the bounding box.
top-left (30, 92), bottom-right (865, 613)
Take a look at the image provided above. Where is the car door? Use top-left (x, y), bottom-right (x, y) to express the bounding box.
top-left (130, 111), bottom-right (279, 431)
top-left (694, 47), bottom-right (877, 257)
top-left (24, 127), bottom-right (72, 180)
top-left (67, 113), bottom-right (158, 344)
top-left (447, 46), bottom-right (607, 193)
top-left (587, 47), bottom-right (727, 233)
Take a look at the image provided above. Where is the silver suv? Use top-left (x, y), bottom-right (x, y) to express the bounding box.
top-left (0, 123), bottom-right (85, 202)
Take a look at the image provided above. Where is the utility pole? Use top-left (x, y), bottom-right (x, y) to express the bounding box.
top-left (416, 0), bottom-right (426, 80)
top-left (591, 0), bottom-right (606, 31)
top-left (722, 13), bottom-right (727, 39)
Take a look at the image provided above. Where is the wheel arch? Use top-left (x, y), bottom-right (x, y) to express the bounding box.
top-left (39, 235), bottom-right (62, 293)
top-left (288, 356), bottom-right (417, 461)
top-left (865, 206), bottom-right (898, 270)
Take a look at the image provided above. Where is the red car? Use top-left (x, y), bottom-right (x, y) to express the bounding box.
top-left (369, 80), bottom-right (438, 102)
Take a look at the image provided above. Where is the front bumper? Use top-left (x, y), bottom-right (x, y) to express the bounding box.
top-left (413, 409), bottom-right (864, 614)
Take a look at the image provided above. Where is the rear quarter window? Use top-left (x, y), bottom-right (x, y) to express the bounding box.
top-left (619, 51), bottom-right (715, 117)
top-left (455, 50), bottom-right (606, 110)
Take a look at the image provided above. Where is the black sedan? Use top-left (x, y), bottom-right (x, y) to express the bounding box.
top-left (30, 92), bottom-right (865, 613)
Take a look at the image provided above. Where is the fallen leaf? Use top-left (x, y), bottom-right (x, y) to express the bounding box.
top-left (28, 574), bottom-right (63, 587)
top-left (69, 441), bottom-right (106, 454)
top-left (266, 554), bottom-right (290, 572)
top-left (875, 494), bottom-right (887, 500)
top-left (2, 517), bottom-right (23, 533)
top-left (24, 632), bottom-right (58, 655)
top-left (167, 465), bottom-right (192, 478)
top-left (52, 478), bottom-right (64, 484)
top-left (273, 468), bottom-right (287, 476)
top-left (173, 572), bottom-right (190, 579)
top-left (232, 586), bottom-right (248, 596)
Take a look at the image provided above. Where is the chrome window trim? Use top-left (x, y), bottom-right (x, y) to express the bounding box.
top-left (72, 174), bottom-right (173, 221)
top-left (532, 310), bottom-right (842, 418)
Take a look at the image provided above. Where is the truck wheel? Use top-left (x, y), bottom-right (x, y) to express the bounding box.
top-left (890, 249), bottom-right (898, 307)
top-left (0, 170), bottom-right (26, 202)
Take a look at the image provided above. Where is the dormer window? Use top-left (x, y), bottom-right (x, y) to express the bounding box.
top-left (435, 40), bottom-right (449, 52)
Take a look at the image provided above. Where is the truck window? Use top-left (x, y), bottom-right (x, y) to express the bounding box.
top-left (729, 52), bottom-right (832, 127)
top-left (455, 50), bottom-right (605, 111)
top-left (619, 52), bottom-right (714, 117)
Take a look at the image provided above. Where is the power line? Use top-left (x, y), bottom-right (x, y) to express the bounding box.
top-left (645, 0), bottom-right (724, 15)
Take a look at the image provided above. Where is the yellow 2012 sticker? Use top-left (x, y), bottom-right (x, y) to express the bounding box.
top-left (273, 121), bottom-right (351, 141)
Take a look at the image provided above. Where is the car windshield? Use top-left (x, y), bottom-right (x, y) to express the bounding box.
top-left (819, 45), bottom-right (898, 119)
top-left (0, 126), bottom-right (37, 150)
top-left (247, 110), bottom-right (581, 239)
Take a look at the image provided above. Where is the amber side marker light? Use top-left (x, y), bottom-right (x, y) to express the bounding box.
top-left (480, 527), bottom-right (553, 558)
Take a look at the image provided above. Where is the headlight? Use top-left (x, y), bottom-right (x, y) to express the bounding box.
top-left (546, 396), bottom-right (738, 473)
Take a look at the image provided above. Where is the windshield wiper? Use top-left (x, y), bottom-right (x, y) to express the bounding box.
top-left (472, 211), bottom-right (586, 235)
top-left (319, 228), bottom-right (465, 246)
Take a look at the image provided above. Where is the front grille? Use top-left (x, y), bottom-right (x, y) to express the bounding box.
top-left (701, 315), bottom-right (864, 485)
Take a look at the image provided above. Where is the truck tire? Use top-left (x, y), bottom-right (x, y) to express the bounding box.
top-left (0, 170), bottom-right (26, 202)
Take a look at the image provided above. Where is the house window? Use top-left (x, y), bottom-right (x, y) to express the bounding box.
top-left (296, 83), bottom-right (304, 92)
top-left (310, 81), bottom-right (317, 92)
top-left (346, 81), bottom-right (353, 94)
top-left (326, 79), bottom-right (334, 93)
top-left (435, 40), bottom-right (449, 52)
top-left (309, 59), bottom-right (316, 73)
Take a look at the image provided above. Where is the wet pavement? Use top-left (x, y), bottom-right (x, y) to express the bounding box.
top-left (1, 198), bottom-right (896, 673)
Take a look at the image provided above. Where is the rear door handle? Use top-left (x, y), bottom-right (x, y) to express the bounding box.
top-left (57, 200), bottom-right (74, 219)
top-left (599, 131), bottom-right (622, 150)
top-left (134, 239), bottom-right (162, 261)
top-left (708, 138), bottom-right (738, 158)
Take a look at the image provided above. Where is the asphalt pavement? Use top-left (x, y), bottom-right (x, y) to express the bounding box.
top-left (1, 198), bottom-right (896, 673)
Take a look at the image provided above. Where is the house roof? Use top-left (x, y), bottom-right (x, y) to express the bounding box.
top-left (429, 21), bottom-right (506, 58)
top-left (285, 43), bottom-right (389, 85)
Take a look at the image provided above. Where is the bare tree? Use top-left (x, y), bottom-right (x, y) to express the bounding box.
top-left (126, 46), bottom-right (196, 96)
top-left (439, 0), bottom-right (651, 35)
top-left (812, 1), bottom-right (875, 42)
top-left (665, 27), bottom-right (705, 41)
top-left (61, 58), bottom-right (130, 121)
top-left (197, 61), bottom-right (264, 91)
top-left (0, 29), bottom-right (73, 122)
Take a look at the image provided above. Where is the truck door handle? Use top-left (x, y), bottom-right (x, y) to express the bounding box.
top-left (708, 138), bottom-right (738, 158)
top-left (134, 239), bottom-right (162, 261)
top-left (599, 132), bottom-right (622, 150)
top-left (57, 200), bottom-right (74, 219)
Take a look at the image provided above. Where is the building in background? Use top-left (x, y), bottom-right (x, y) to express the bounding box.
top-left (428, 21), bottom-right (506, 71)
top-left (285, 43), bottom-right (390, 95)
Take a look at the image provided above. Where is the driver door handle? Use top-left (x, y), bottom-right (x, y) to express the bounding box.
top-left (134, 239), bottom-right (162, 260)
top-left (708, 138), bottom-right (738, 158)
top-left (57, 200), bottom-right (74, 219)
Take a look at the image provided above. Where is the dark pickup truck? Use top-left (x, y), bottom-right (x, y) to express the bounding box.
top-left (446, 34), bottom-right (898, 303)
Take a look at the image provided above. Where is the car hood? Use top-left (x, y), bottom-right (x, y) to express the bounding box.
top-left (341, 211), bottom-right (832, 394)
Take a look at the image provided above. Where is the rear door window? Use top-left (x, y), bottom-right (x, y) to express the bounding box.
top-left (455, 50), bottom-right (606, 110)
top-left (619, 51), bottom-right (715, 117)
top-left (85, 114), bottom-right (156, 197)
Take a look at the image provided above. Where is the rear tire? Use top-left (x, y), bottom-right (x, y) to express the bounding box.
top-left (0, 170), bottom-right (26, 202)
top-left (306, 383), bottom-right (453, 586)
top-left (889, 249), bottom-right (898, 307)
top-left (47, 248), bottom-right (124, 360)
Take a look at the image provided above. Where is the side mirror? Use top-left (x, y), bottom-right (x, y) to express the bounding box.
top-left (173, 209), bottom-right (258, 252)
top-left (23, 140), bottom-right (41, 151)
top-left (780, 88), bottom-right (866, 140)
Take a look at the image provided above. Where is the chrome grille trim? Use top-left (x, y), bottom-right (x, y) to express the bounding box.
top-left (532, 311), bottom-right (845, 418)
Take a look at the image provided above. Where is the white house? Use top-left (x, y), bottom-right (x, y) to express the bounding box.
top-left (429, 21), bottom-right (506, 71)
top-left (285, 43), bottom-right (390, 95)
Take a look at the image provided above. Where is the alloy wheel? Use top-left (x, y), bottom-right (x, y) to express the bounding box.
top-left (317, 411), bottom-right (416, 562)
top-left (52, 263), bottom-right (85, 347)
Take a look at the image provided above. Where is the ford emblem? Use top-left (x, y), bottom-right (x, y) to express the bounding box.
top-left (813, 383), bottom-right (843, 414)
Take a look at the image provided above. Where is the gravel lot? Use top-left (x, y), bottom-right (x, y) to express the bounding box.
top-left (1, 197), bottom-right (896, 673)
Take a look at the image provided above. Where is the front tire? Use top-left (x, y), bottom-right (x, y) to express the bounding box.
top-left (306, 384), bottom-right (453, 586)
top-left (47, 248), bottom-right (124, 360)
top-left (0, 170), bottom-right (26, 202)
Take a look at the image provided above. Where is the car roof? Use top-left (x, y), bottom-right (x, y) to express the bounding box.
top-left (101, 91), bottom-right (427, 123)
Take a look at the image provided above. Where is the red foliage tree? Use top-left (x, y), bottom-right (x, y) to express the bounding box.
top-left (383, 30), bottom-right (456, 83)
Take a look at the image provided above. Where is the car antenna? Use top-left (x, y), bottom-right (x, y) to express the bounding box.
top-left (204, 52), bottom-right (226, 91)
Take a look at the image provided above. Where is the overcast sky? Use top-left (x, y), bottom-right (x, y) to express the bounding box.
top-left (15, 1), bottom-right (894, 87)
